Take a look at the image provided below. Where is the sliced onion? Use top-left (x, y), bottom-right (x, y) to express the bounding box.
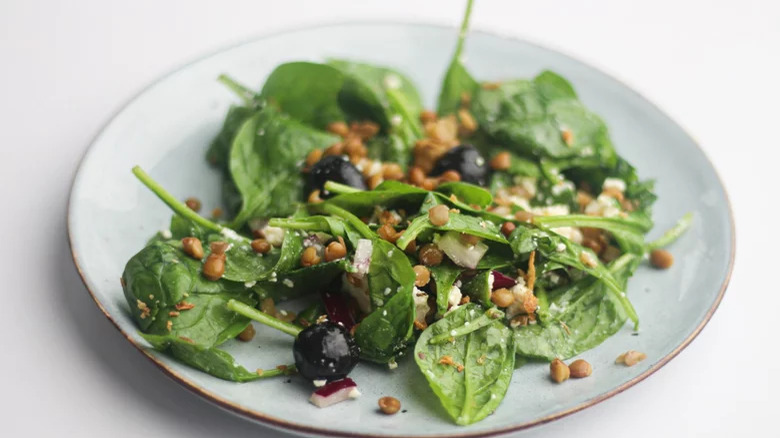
top-left (352, 239), bottom-right (373, 275)
top-left (309, 378), bottom-right (360, 408)
top-left (491, 271), bottom-right (517, 290)
top-left (322, 291), bottom-right (356, 330)
top-left (436, 231), bottom-right (488, 269)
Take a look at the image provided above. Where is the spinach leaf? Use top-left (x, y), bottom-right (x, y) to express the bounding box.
top-left (206, 105), bottom-right (256, 172)
top-left (324, 180), bottom-right (428, 217)
top-left (396, 210), bottom-right (507, 250)
top-left (437, 0), bottom-right (478, 116)
top-left (470, 75), bottom-right (617, 164)
top-left (228, 106), bottom-right (339, 227)
top-left (435, 182), bottom-right (493, 208)
top-left (260, 62), bottom-right (346, 129)
top-left (460, 270), bottom-right (492, 307)
top-left (141, 334), bottom-right (292, 382)
top-left (513, 254), bottom-right (640, 360)
top-left (368, 238), bottom-right (417, 308)
top-left (253, 259), bottom-right (348, 302)
top-left (122, 241), bottom-right (255, 347)
top-left (414, 303), bottom-right (515, 425)
top-left (354, 286), bottom-right (415, 363)
top-left (430, 263), bottom-right (462, 317)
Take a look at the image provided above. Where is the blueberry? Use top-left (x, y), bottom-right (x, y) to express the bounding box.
top-left (431, 144), bottom-right (489, 186)
top-left (305, 155), bottom-right (367, 197)
top-left (293, 322), bottom-right (360, 382)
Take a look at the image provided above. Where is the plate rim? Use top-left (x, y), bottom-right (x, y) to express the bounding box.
top-left (66, 20), bottom-right (736, 438)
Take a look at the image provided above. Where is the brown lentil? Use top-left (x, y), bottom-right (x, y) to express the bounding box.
top-left (515, 210), bottom-right (534, 223)
top-left (439, 169), bottom-right (461, 183)
top-left (420, 110), bottom-right (437, 124)
top-left (413, 265), bottom-right (431, 287)
top-left (382, 163), bottom-right (404, 181)
top-left (237, 324), bottom-right (256, 342)
top-left (616, 350), bottom-right (647, 366)
top-left (377, 223), bottom-right (401, 243)
top-left (305, 149), bottom-right (323, 167)
top-left (489, 152), bottom-right (511, 171)
top-left (324, 240), bottom-right (347, 262)
top-left (457, 108), bottom-right (478, 134)
top-left (378, 396), bottom-right (401, 415)
top-left (500, 221), bottom-right (516, 237)
top-left (326, 121), bottom-right (350, 137)
top-left (323, 142), bottom-right (344, 156)
top-left (569, 359), bottom-right (592, 378)
top-left (210, 241), bottom-right (230, 255)
top-left (428, 204), bottom-right (450, 226)
top-left (650, 249), bottom-right (674, 269)
top-left (202, 253), bottom-right (226, 281)
top-left (550, 358), bottom-right (570, 383)
top-left (251, 238), bottom-right (271, 254)
top-left (344, 136), bottom-right (366, 158)
top-left (308, 189), bottom-right (323, 204)
top-left (601, 245), bottom-right (622, 263)
top-left (408, 166), bottom-right (426, 185)
top-left (260, 297), bottom-right (276, 315)
top-left (490, 288), bottom-right (515, 308)
top-left (421, 178), bottom-right (438, 191)
top-left (418, 243), bottom-right (444, 266)
top-left (211, 207), bottom-right (223, 219)
top-left (181, 237), bottom-right (204, 260)
top-left (300, 246), bottom-right (321, 267)
top-left (350, 121), bottom-right (380, 139)
top-left (459, 233), bottom-right (481, 246)
top-left (185, 197), bottom-right (202, 212)
top-left (582, 238), bottom-right (604, 255)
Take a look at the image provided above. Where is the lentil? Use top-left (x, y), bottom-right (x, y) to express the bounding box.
top-left (500, 221), bottom-right (516, 237)
top-left (326, 121), bottom-right (350, 137)
top-left (300, 246), bottom-right (321, 267)
top-left (181, 237), bottom-right (204, 260)
top-left (237, 324), bottom-right (256, 342)
top-left (569, 359), bottom-right (592, 378)
top-left (378, 396), bottom-right (401, 415)
top-left (184, 197), bottom-right (201, 212)
top-left (324, 240), bottom-right (347, 262)
top-left (202, 253), bottom-right (226, 281)
top-left (650, 249), bottom-right (674, 269)
top-left (418, 243), bottom-right (444, 266)
top-left (428, 204), bottom-right (450, 226)
top-left (550, 358), bottom-right (570, 383)
top-left (305, 148), bottom-right (323, 167)
top-left (413, 265), bottom-right (431, 287)
top-left (210, 241), bottom-right (230, 255)
top-left (515, 210), bottom-right (534, 223)
top-left (251, 238), bottom-right (271, 254)
top-left (490, 288), bottom-right (515, 308)
top-left (489, 152), bottom-right (511, 171)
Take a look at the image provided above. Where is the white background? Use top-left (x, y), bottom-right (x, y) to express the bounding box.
top-left (1, 0), bottom-right (777, 436)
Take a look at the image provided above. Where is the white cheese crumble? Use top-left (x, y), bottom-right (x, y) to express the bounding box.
top-left (551, 180), bottom-right (575, 196)
top-left (260, 225), bottom-right (285, 247)
top-left (413, 288), bottom-right (430, 325)
top-left (160, 229), bottom-right (172, 239)
top-left (584, 194), bottom-right (621, 218)
top-left (388, 360), bottom-right (398, 370)
top-left (313, 379), bottom-right (327, 387)
top-left (447, 285), bottom-right (463, 310)
top-left (282, 279), bottom-right (294, 288)
top-left (603, 177), bottom-right (627, 192)
top-left (244, 281), bottom-right (256, 288)
top-left (390, 114), bottom-right (402, 126)
top-left (555, 242), bottom-right (567, 252)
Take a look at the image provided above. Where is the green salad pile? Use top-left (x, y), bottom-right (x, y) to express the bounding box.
top-left (121, 0), bottom-right (690, 425)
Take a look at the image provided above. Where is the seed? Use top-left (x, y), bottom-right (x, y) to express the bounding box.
top-left (368, 174), bottom-right (384, 189)
top-left (382, 163), bottom-right (404, 181)
top-left (457, 108), bottom-right (477, 134)
top-left (181, 237), bottom-right (204, 259)
top-left (421, 178), bottom-right (438, 191)
top-left (251, 239), bottom-right (271, 254)
top-left (582, 238), bottom-right (604, 255)
top-left (305, 149), bottom-right (323, 167)
top-left (326, 121), bottom-right (350, 137)
top-left (237, 324), bottom-right (255, 342)
top-left (260, 297), bottom-right (276, 315)
top-left (616, 350), bottom-right (647, 366)
top-left (307, 189), bottom-right (323, 203)
top-left (344, 136), bottom-right (366, 158)
top-left (515, 210), bottom-right (534, 223)
top-left (351, 121), bottom-right (380, 140)
top-left (403, 239), bottom-right (417, 255)
top-left (550, 358), bottom-right (570, 383)
top-left (569, 359), bottom-right (592, 378)
top-left (378, 223), bottom-right (400, 243)
top-left (500, 222), bottom-right (516, 237)
top-left (439, 169), bottom-right (461, 183)
top-left (602, 187), bottom-right (625, 202)
top-left (413, 265), bottom-right (431, 287)
top-left (210, 241), bottom-right (230, 255)
top-left (408, 166), bottom-right (426, 185)
top-left (202, 253), bottom-right (226, 281)
top-left (420, 110), bottom-right (437, 124)
top-left (323, 142), bottom-right (344, 156)
top-left (490, 288), bottom-right (515, 308)
top-left (650, 249), bottom-right (674, 269)
top-left (418, 243), bottom-right (443, 266)
top-left (490, 152), bottom-right (511, 171)
top-left (428, 205), bottom-right (450, 226)
top-left (459, 233), bottom-right (481, 246)
top-left (300, 246), bottom-right (321, 267)
top-left (324, 241), bottom-right (347, 262)
top-left (378, 396), bottom-right (401, 415)
top-left (184, 197), bottom-right (201, 212)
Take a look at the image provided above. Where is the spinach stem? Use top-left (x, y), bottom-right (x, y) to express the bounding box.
top-left (534, 214), bottom-right (648, 234)
top-left (324, 181), bottom-right (362, 195)
top-left (454, 0), bottom-right (475, 61)
top-left (267, 218), bottom-right (324, 231)
top-left (319, 203), bottom-right (374, 238)
top-left (226, 299), bottom-right (302, 337)
top-left (647, 212), bottom-right (693, 250)
top-left (217, 74), bottom-right (256, 105)
top-left (428, 307), bottom-right (504, 344)
top-left (254, 364), bottom-right (297, 379)
top-left (131, 166), bottom-right (223, 233)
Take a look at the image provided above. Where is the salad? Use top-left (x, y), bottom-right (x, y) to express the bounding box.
top-left (121, 0), bottom-right (691, 426)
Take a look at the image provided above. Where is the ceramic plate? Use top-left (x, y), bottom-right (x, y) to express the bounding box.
top-left (68, 22), bottom-right (734, 437)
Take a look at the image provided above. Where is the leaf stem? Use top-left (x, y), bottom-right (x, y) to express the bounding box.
top-left (131, 166), bottom-right (223, 233)
top-left (318, 203), bottom-right (374, 238)
top-left (324, 181), bottom-right (362, 195)
top-left (647, 212), bottom-right (693, 250)
top-left (217, 74), bottom-right (257, 106)
top-left (534, 214), bottom-right (649, 234)
top-left (267, 218), bottom-right (325, 231)
top-left (454, 0), bottom-right (475, 61)
top-left (226, 299), bottom-right (302, 337)
top-left (428, 307), bottom-right (504, 344)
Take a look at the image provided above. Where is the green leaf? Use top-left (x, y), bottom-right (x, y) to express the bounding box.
top-left (260, 62), bottom-right (347, 129)
top-left (228, 106), bottom-right (339, 227)
top-left (368, 238), bottom-right (417, 309)
top-left (324, 180), bottom-right (428, 217)
top-left (121, 241), bottom-right (255, 347)
top-left (430, 263), bottom-right (462, 317)
top-left (206, 105), bottom-right (256, 172)
top-left (414, 303), bottom-right (515, 425)
top-left (435, 182), bottom-right (493, 208)
top-left (437, 0), bottom-right (478, 115)
top-left (253, 259), bottom-right (348, 302)
top-left (354, 286), bottom-right (415, 363)
top-left (140, 333), bottom-right (292, 382)
top-left (396, 210), bottom-right (507, 250)
top-left (460, 270), bottom-right (492, 307)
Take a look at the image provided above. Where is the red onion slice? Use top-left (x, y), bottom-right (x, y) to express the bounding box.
top-left (491, 271), bottom-right (517, 290)
top-left (309, 378), bottom-right (360, 408)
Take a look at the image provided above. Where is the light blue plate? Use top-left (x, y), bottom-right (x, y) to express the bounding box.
top-left (68, 22), bottom-right (734, 437)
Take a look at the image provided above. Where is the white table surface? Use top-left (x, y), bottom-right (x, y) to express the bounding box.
top-left (1, 0), bottom-right (777, 436)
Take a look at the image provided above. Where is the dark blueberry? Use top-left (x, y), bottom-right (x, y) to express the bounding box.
top-left (431, 144), bottom-right (489, 186)
top-left (305, 155), bottom-right (367, 198)
top-left (293, 322), bottom-right (360, 382)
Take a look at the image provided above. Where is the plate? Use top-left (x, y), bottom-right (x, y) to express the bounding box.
top-left (68, 22), bottom-right (734, 437)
